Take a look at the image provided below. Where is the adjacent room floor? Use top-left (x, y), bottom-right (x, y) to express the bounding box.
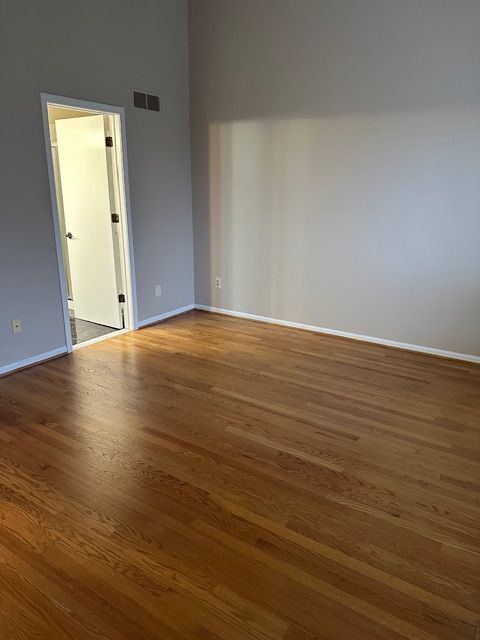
top-left (0, 311), bottom-right (479, 640)
top-left (69, 309), bottom-right (117, 345)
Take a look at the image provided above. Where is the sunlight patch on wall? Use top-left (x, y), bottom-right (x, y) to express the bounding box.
top-left (207, 109), bottom-right (480, 344)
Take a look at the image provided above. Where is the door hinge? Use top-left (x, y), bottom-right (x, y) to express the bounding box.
top-left (118, 293), bottom-right (126, 303)
top-left (105, 136), bottom-right (113, 147)
top-left (111, 213), bottom-right (120, 223)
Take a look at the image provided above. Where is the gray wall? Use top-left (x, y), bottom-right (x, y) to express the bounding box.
top-left (0, 0), bottom-right (194, 369)
top-left (189, 0), bottom-right (480, 357)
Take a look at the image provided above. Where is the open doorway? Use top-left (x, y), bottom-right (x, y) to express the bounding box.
top-left (41, 95), bottom-right (137, 350)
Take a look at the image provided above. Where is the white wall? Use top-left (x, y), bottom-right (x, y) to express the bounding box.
top-left (0, 0), bottom-right (194, 369)
top-left (189, 0), bottom-right (480, 357)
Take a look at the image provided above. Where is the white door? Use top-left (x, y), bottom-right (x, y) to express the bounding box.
top-left (56, 115), bottom-right (122, 329)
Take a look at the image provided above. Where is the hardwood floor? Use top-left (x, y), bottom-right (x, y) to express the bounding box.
top-left (0, 310), bottom-right (479, 640)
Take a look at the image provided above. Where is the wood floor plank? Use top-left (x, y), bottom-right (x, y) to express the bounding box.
top-left (0, 310), bottom-right (479, 640)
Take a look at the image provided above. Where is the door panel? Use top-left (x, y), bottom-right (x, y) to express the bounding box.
top-left (56, 115), bottom-right (122, 329)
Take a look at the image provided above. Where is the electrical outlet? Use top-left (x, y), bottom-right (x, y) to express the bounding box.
top-left (155, 284), bottom-right (162, 297)
top-left (12, 319), bottom-right (22, 334)
top-left (215, 277), bottom-right (222, 289)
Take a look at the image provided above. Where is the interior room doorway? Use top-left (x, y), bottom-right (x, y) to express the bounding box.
top-left (41, 94), bottom-right (137, 350)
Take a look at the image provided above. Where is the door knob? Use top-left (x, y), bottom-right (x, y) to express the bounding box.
top-left (66, 232), bottom-right (73, 239)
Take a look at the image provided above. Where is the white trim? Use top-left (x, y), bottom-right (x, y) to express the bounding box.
top-left (41, 95), bottom-right (73, 352)
top-left (138, 304), bottom-right (195, 328)
top-left (40, 92), bottom-right (139, 358)
top-left (1, 304), bottom-right (191, 374)
top-left (72, 328), bottom-right (130, 350)
top-left (195, 305), bottom-right (480, 364)
top-left (111, 107), bottom-right (139, 330)
top-left (0, 347), bottom-right (67, 377)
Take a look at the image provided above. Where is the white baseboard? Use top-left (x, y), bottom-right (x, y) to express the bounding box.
top-left (2, 305), bottom-right (476, 376)
top-left (138, 304), bottom-right (195, 329)
top-left (72, 328), bottom-right (131, 351)
top-left (195, 305), bottom-right (480, 364)
top-left (0, 346), bottom-right (68, 377)
top-left (0, 305), bottom-right (193, 376)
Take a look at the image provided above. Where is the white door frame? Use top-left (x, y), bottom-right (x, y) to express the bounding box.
top-left (40, 93), bottom-right (139, 352)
